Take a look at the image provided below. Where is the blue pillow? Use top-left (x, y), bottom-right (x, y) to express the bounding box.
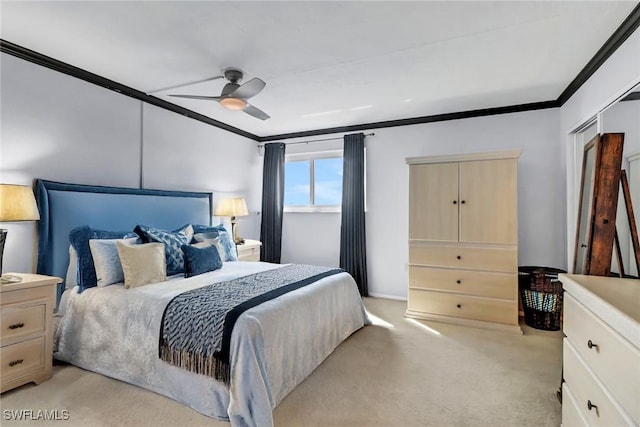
top-left (192, 226), bottom-right (238, 262)
top-left (192, 223), bottom-right (226, 235)
top-left (69, 226), bottom-right (136, 292)
top-left (181, 244), bottom-right (222, 278)
top-left (134, 224), bottom-right (193, 276)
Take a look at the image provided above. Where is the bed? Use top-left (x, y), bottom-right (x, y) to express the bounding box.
top-left (36, 179), bottom-right (368, 427)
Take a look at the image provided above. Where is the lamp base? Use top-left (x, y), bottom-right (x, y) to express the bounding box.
top-left (0, 274), bottom-right (22, 284)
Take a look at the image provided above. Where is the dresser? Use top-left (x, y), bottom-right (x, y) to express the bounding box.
top-left (560, 274), bottom-right (639, 426)
top-left (1, 274), bottom-right (60, 393)
top-left (237, 239), bottom-right (262, 261)
top-left (406, 150), bottom-right (521, 333)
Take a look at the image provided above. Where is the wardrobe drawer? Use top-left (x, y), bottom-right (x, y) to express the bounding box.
top-left (1, 304), bottom-right (46, 344)
top-left (563, 339), bottom-right (633, 426)
top-left (563, 294), bottom-right (640, 423)
top-left (0, 337), bottom-right (45, 386)
top-left (562, 383), bottom-right (588, 427)
top-left (409, 245), bottom-right (516, 272)
top-left (409, 266), bottom-right (517, 300)
top-left (407, 289), bottom-right (517, 325)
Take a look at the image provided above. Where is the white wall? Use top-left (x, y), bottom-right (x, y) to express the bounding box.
top-left (281, 108), bottom-right (563, 299)
top-left (0, 53), bottom-right (260, 274)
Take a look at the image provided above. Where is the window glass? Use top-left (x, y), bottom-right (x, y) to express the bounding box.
top-left (284, 161), bottom-right (310, 206)
top-left (314, 157), bottom-right (343, 205)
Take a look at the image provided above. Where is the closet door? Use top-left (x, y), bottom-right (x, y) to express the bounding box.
top-left (409, 162), bottom-right (459, 242)
top-left (459, 159), bottom-right (517, 244)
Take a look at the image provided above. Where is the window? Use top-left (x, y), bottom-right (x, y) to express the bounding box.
top-left (284, 151), bottom-right (343, 212)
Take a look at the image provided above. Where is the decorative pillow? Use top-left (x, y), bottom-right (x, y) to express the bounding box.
top-left (134, 224), bottom-right (194, 276)
top-left (191, 223), bottom-right (226, 235)
top-left (192, 227), bottom-right (238, 262)
top-left (89, 237), bottom-right (138, 287)
top-left (116, 241), bottom-right (166, 289)
top-left (181, 243), bottom-right (223, 278)
top-left (69, 225), bottom-right (136, 292)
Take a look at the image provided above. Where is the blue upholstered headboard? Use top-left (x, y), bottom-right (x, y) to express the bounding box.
top-left (35, 179), bottom-right (213, 301)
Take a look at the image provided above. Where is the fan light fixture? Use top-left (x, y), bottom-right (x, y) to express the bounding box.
top-left (220, 98), bottom-right (247, 111)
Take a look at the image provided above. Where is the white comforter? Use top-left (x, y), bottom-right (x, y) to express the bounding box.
top-left (55, 262), bottom-right (368, 427)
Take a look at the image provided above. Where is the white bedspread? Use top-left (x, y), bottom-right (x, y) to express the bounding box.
top-left (55, 262), bottom-right (368, 427)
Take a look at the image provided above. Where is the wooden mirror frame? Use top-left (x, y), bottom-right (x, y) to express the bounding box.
top-left (573, 133), bottom-right (624, 276)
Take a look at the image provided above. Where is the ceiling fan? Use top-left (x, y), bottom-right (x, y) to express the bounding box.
top-left (168, 68), bottom-right (270, 120)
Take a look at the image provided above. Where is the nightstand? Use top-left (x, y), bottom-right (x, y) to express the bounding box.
top-left (237, 239), bottom-right (262, 261)
top-left (1, 273), bottom-right (61, 393)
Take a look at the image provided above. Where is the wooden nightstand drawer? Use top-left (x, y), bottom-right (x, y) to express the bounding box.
top-left (1, 304), bottom-right (46, 344)
top-left (237, 240), bottom-right (262, 262)
top-left (1, 274), bottom-right (60, 393)
top-left (1, 337), bottom-right (45, 386)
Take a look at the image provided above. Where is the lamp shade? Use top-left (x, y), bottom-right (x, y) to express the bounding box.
top-left (215, 197), bottom-right (249, 217)
top-left (0, 184), bottom-right (40, 222)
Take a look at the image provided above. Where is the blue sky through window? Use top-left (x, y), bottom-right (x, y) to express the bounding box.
top-left (284, 157), bottom-right (343, 207)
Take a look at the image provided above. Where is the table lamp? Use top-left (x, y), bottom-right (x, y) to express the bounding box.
top-left (0, 184), bottom-right (41, 283)
top-left (215, 197), bottom-right (249, 244)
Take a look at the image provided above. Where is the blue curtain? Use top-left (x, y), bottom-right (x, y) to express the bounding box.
top-left (340, 133), bottom-right (368, 296)
top-left (260, 143), bottom-right (286, 263)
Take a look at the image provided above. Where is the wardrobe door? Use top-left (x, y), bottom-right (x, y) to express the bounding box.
top-left (409, 162), bottom-right (459, 242)
top-left (459, 159), bottom-right (517, 244)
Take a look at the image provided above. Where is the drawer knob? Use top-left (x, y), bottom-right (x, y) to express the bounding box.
top-left (8, 322), bottom-right (25, 330)
top-left (456, 304), bottom-right (462, 308)
top-left (587, 400), bottom-right (598, 412)
top-left (587, 340), bottom-right (599, 350)
top-left (456, 255), bottom-right (462, 260)
top-left (8, 359), bottom-right (24, 367)
top-left (456, 280), bottom-right (461, 284)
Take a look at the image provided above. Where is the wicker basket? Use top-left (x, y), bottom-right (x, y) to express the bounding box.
top-left (518, 266), bottom-right (566, 331)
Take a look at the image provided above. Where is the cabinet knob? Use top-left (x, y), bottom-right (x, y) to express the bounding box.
top-left (587, 340), bottom-right (598, 350)
top-left (587, 400), bottom-right (598, 411)
top-left (453, 200), bottom-right (457, 205)
top-left (8, 359), bottom-right (23, 367)
top-left (456, 304), bottom-right (462, 308)
top-left (460, 200), bottom-right (466, 204)
top-left (456, 255), bottom-right (461, 260)
top-left (456, 280), bottom-right (461, 284)
top-left (8, 322), bottom-right (25, 330)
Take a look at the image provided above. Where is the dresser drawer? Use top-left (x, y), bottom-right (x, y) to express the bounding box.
top-left (0, 337), bottom-right (46, 386)
top-left (1, 304), bottom-right (46, 344)
top-left (409, 245), bottom-right (516, 272)
top-left (563, 338), bottom-right (633, 426)
top-left (407, 289), bottom-right (517, 325)
top-left (562, 382), bottom-right (588, 427)
top-left (563, 294), bottom-right (640, 423)
top-left (409, 266), bottom-right (517, 300)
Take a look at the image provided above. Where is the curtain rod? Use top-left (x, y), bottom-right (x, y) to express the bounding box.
top-left (257, 133), bottom-right (374, 148)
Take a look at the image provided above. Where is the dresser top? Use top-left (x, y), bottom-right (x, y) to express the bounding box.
top-left (560, 274), bottom-right (640, 348)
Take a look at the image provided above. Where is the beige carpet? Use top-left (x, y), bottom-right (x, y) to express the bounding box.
top-left (1, 297), bottom-right (563, 426)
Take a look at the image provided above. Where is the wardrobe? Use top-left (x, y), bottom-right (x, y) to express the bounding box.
top-left (406, 150), bottom-right (522, 333)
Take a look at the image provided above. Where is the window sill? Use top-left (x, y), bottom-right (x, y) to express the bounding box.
top-left (284, 206), bottom-right (341, 213)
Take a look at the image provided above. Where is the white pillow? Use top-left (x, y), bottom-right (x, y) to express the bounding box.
top-left (65, 245), bottom-right (78, 289)
top-left (89, 237), bottom-right (138, 287)
top-left (116, 241), bottom-right (166, 289)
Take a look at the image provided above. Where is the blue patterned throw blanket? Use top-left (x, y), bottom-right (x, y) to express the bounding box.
top-left (159, 264), bottom-right (343, 383)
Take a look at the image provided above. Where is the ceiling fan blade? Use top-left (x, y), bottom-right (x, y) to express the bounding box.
top-left (168, 94), bottom-right (224, 101)
top-left (147, 75), bottom-right (224, 94)
top-left (244, 103), bottom-right (270, 120)
top-left (231, 78), bottom-right (266, 99)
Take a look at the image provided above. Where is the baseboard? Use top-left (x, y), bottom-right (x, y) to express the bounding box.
top-left (367, 292), bottom-right (407, 301)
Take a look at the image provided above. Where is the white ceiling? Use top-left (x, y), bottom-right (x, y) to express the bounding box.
top-left (1, 1), bottom-right (637, 138)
